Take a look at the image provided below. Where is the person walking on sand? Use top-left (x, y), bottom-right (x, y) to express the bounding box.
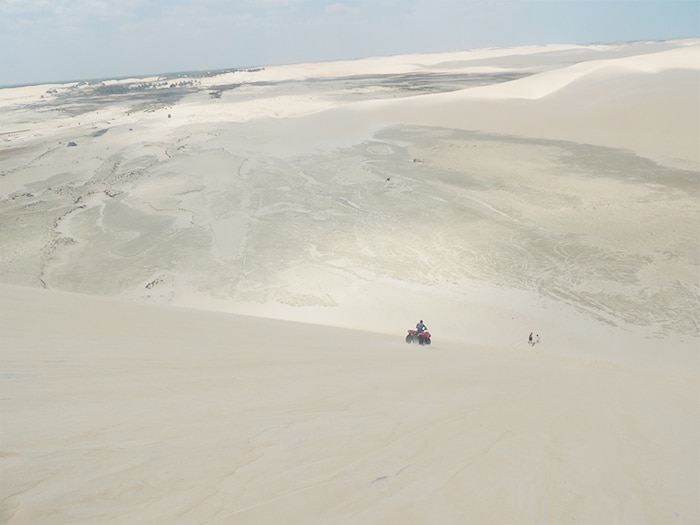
top-left (528, 332), bottom-right (533, 345)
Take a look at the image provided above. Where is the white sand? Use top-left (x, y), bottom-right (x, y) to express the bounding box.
top-left (2, 284), bottom-right (697, 524)
top-left (1, 39), bottom-right (699, 524)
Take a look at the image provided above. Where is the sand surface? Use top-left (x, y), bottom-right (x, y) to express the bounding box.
top-left (1, 39), bottom-right (699, 523)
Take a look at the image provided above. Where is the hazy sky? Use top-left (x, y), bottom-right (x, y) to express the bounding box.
top-left (1, 0), bottom-right (698, 86)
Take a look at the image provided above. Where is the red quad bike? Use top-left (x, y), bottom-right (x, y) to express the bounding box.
top-left (406, 329), bottom-right (431, 345)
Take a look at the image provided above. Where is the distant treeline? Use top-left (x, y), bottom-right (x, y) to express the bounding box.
top-left (91, 79), bottom-right (200, 95)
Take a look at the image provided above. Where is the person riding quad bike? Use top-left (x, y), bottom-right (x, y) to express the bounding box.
top-left (406, 320), bottom-right (431, 345)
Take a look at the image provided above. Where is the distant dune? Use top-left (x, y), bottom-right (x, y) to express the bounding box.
top-left (1, 40), bottom-right (699, 524)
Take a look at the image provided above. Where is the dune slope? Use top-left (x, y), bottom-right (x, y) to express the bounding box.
top-left (1, 284), bottom-right (698, 524)
top-left (1, 39), bottom-right (699, 524)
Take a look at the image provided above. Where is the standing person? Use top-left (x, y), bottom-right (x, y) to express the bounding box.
top-left (528, 332), bottom-right (533, 345)
top-left (416, 320), bottom-right (427, 333)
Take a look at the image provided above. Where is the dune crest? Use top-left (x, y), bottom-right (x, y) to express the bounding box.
top-left (451, 44), bottom-right (700, 100)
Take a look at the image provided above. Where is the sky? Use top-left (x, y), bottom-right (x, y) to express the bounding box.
top-left (0, 0), bottom-right (698, 86)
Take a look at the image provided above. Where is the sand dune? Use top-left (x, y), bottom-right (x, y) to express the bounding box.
top-left (1, 284), bottom-right (697, 524)
top-left (361, 42), bottom-right (700, 169)
top-left (1, 40), bottom-right (699, 523)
